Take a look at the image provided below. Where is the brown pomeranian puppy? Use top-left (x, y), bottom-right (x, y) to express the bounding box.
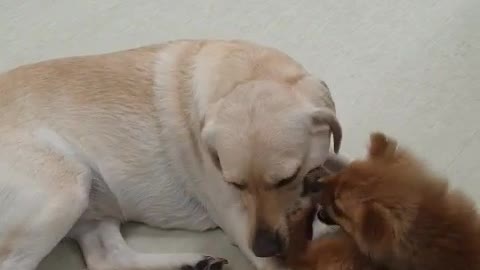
top-left (315, 132), bottom-right (480, 270)
top-left (284, 164), bottom-right (382, 270)
top-left (284, 198), bottom-right (383, 270)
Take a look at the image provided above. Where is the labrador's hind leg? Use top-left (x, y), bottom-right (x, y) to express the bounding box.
top-left (71, 219), bottom-right (228, 270)
top-left (0, 147), bottom-right (91, 270)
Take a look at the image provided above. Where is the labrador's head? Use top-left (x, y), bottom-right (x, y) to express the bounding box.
top-left (201, 77), bottom-right (342, 257)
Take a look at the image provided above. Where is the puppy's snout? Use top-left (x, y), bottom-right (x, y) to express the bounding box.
top-left (252, 228), bottom-right (283, 257)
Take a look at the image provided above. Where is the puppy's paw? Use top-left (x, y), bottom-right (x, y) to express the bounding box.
top-left (181, 256), bottom-right (228, 270)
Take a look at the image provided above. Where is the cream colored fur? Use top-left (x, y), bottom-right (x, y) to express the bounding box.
top-left (0, 40), bottom-right (341, 270)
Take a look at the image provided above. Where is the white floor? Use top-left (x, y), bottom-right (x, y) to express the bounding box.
top-left (1, 0), bottom-right (479, 269)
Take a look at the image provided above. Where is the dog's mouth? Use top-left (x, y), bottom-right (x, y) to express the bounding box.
top-left (317, 207), bottom-right (337, 225)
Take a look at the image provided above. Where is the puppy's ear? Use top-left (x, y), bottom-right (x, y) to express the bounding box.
top-left (368, 132), bottom-right (397, 159)
top-left (310, 108), bottom-right (342, 153)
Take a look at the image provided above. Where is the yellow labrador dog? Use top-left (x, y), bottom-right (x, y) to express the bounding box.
top-left (0, 40), bottom-right (342, 270)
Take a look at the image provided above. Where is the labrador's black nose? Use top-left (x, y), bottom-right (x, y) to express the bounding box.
top-left (252, 228), bottom-right (283, 257)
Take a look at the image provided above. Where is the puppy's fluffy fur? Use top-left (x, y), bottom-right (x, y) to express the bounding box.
top-left (317, 133), bottom-right (480, 270)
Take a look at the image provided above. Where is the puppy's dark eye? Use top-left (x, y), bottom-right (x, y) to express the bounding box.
top-left (229, 182), bottom-right (247, 190)
top-left (275, 167), bottom-right (301, 189)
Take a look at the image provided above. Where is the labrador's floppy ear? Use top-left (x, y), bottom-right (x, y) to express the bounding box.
top-left (200, 102), bottom-right (223, 171)
top-left (310, 108), bottom-right (342, 153)
top-left (200, 119), bottom-right (222, 171)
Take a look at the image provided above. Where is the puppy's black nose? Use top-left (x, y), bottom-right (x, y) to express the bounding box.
top-left (252, 229), bottom-right (282, 257)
